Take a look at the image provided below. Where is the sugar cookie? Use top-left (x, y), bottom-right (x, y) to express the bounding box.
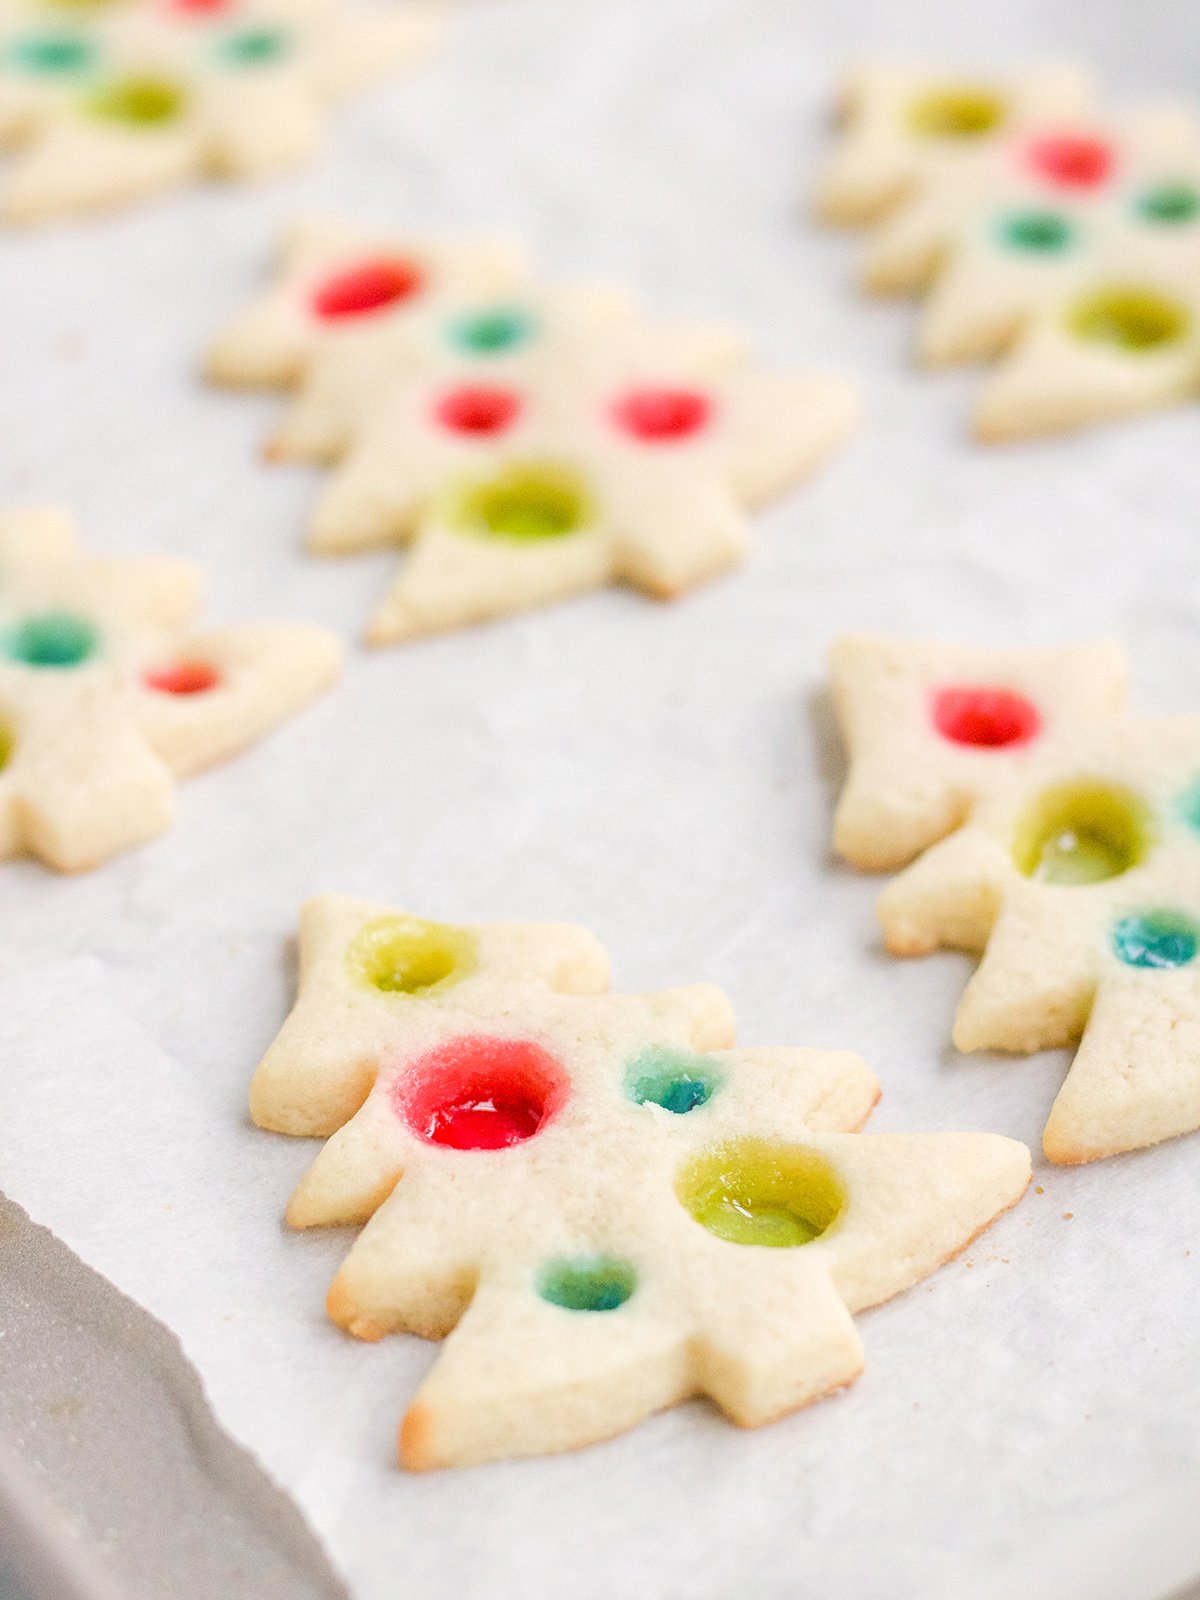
top-left (819, 64), bottom-right (1200, 436)
top-left (0, 505), bottom-right (341, 870)
top-left (831, 634), bottom-right (1200, 1163)
top-left (0, 0), bottom-right (433, 223)
top-left (210, 219), bottom-right (857, 642)
top-left (252, 899), bottom-right (1030, 1469)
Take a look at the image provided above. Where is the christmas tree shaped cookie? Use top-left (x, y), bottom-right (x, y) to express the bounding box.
top-left (0, 0), bottom-right (432, 223)
top-left (209, 219), bottom-right (857, 643)
top-left (251, 899), bottom-right (1030, 1469)
top-left (818, 64), bottom-right (1200, 437)
top-left (0, 505), bottom-right (340, 870)
top-left (831, 635), bottom-right (1200, 1163)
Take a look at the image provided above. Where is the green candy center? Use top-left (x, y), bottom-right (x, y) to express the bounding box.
top-left (86, 76), bottom-right (186, 127)
top-left (452, 464), bottom-right (590, 543)
top-left (348, 915), bottom-right (476, 995)
top-left (1014, 781), bottom-right (1153, 886)
top-left (677, 1140), bottom-right (845, 1248)
top-left (449, 307), bottom-right (534, 354)
top-left (218, 27), bottom-right (289, 67)
top-left (908, 88), bottom-right (1005, 139)
top-left (1137, 183), bottom-right (1200, 224)
top-left (999, 209), bottom-right (1073, 252)
top-left (1068, 286), bottom-right (1189, 351)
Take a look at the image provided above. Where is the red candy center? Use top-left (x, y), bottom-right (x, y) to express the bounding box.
top-left (170, 0), bottom-right (231, 12)
top-left (311, 258), bottom-right (425, 321)
top-left (394, 1035), bottom-right (566, 1151)
top-left (612, 387), bottom-right (711, 441)
top-left (931, 686), bottom-right (1041, 748)
top-left (434, 385), bottom-right (522, 435)
top-left (144, 660), bottom-right (220, 696)
top-left (1026, 134), bottom-right (1114, 190)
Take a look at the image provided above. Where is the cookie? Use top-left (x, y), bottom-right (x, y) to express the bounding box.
top-left (815, 61), bottom-right (1093, 226)
top-left (0, 505), bottom-right (341, 870)
top-left (251, 898), bottom-right (1030, 1469)
top-left (819, 68), bottom-right (1200, 436)
top-left (204, 217), bottom-right (529, 390)
top-left (0, 0), bottom-right (433, 223)
top-left (304, 316), bottom-right (854, 643)
top-left (831, 634), bottom-right (1200, 1163)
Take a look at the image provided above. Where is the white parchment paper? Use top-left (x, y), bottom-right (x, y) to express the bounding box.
top-left (2, 0), bottom-right (1200, 1595)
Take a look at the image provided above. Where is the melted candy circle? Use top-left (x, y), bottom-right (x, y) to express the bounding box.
top-left (434, 385), bottom-right (521, 436)
top-left (1068, 286), bottom-right (1188, 351)
top-left (1013, 781), bottom-right (1153, 886)
top-left (393, 1035), bottom-right (566, 1150)
top-left (9, 32), bottom-right (95, 73)
top-left (537, 1255), bottom-right (636, 1312)
top-left (448, 307), bottom-right (534, 354)
top-left (4, 613), bottom-right (97, 668)
top-left (86, 75), bottom-right (186, 125)
top-left (1026, 134), bottom-right (1114, 189)
top-left (908, 88), bottom-right (1005, 139)
top-left (452, 463), bottom-right (590, 543)
top-left (931, 685), bottom-right (1041, 748)
top-left (625, 1046), bottom-right (721, 1113)
top-left (998, 209), bottom-right (1074, 253)
top-left (311, 259), bottom-right (424, 321)
top-left (218, 27), bottom-right (288, 66)
top-left (1175, 777), bottom-right (1200, 832)
top-left (1111, 910), bottom-right (1199, 970)
top-left (676, 1139), bottom-right (845, 1248)
top-left (611, 388), bottom-right (710, 442)
top-left (1136, 183), bottom-right (1200, 225)
top-left (348, 915), bottom-right (476, 995)
top-left (144, 660), bottom-right (220, 695)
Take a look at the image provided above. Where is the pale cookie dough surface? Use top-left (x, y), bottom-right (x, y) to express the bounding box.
top-left (2, 0), bottom-right (1200, 1594)
top-left (252, 899), bottom-right (1027, 1469)
top-left (0, 505), bottom-right (341, 869)
top-left (0, 0), bottom-right (434, 223)
top-left (831, 635), bottom-right (1200, 1163)
top-left (820, 64), bottom-right (1200, 436)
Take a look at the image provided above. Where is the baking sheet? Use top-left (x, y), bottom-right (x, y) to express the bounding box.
top-left (3, 0), bottom-right (1200, 1595)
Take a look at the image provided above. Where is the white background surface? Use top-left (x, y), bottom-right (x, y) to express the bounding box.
top-left (2, 0), bottom-right (1200, 1596)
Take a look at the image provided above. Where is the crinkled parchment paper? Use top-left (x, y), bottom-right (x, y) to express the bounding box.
top-left (2, 0), bottom-right (1200, 1595)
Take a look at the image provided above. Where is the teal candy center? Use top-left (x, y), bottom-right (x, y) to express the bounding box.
top-left (1176, 776), bottom-right (1200, 831)
top-left (9, 31), bottom-right (95, 73)
top-left (625, 1046), bottom-right (721, 1113)
top-left (537, 1255), bottom-right (636, 1312)
top-left (218, 27), bottom-right (289, 66)
top-left (3, 613), bottom-right (97, 667)
top-left (1111, 910), bottom-right (1199, 970)
top-left (998, 209), bottom-right (1073, 252)
top-left (449, 307), bottom-right (534, 354)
